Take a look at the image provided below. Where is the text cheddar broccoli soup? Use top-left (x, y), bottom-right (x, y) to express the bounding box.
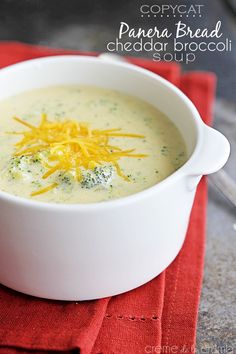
top-left (0, 86), bottom-right (187, 204)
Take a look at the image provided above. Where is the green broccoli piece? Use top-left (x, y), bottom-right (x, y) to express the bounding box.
top-left (57, 172), bottom-right (74, 192)
top-left (81, 165), bottom-right (114, 189)
top-left (7, 153), bottom-right (45, 180)
top-left (8, 156), bottom-right (31, 179)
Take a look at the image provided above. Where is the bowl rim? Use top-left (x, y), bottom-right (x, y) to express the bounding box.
top-left (0, 55), bottom-right (203, 211)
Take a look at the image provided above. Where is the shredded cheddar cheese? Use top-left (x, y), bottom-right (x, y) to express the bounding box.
top-left (30, 183), bottom-right (59, 197)
top-left (10, 114), bottom-right (148, 196)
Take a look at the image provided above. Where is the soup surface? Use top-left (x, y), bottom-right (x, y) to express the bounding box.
top-left (0, 85), bottom-right (187, 204)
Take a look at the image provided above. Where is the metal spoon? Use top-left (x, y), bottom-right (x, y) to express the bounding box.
top-left (209, 170), bottom-right (236, 208)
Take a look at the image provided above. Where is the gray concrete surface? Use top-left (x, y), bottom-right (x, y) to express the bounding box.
top-left (0, 0), bottom-right (235, 351)
top-left (197, 101), bottom-right (236, 353)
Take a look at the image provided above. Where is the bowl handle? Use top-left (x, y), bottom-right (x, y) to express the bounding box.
top-left (186, 124), bottom-right (230, 190)
top-left (192, 124), bottom-right (230, 175)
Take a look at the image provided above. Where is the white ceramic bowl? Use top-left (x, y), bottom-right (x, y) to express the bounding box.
top-left (0, 55), bottom-right (230, 300)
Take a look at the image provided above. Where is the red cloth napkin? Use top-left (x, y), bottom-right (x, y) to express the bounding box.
top-left (0, 42), bottom-right (216, 354)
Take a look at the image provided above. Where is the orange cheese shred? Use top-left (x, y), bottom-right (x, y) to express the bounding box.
top-left (10, 114), bottom-right (148, 196)
top-left (30, 183), bottom-right (58, 197)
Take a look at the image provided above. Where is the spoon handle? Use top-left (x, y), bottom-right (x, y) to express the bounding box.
top-left (209, 169), bottom-right (236, 208)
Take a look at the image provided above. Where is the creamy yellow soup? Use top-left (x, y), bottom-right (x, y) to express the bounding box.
top-left (0, 86), bottom-right (187, 204)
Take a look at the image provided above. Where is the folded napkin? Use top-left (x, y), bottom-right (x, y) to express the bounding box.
top-left (0, 42), bottom-right (216, 354)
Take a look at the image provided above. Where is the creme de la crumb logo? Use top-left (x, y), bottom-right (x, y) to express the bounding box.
top-left (106, 4), bottom-right (232, 64)
top-left (144, 343), bottom-right (234, 353)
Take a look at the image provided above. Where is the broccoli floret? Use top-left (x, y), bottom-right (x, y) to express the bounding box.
top-left (7, 153), bottom-right (45, 181)
top-left (8, 156), bottom-right (32, 179)
top-left (81, 165), bottom-right (114, 189)
top-left (57, 172), bottom-right (75, 192)
top-left (58, 172), bottom-right (74, 185)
